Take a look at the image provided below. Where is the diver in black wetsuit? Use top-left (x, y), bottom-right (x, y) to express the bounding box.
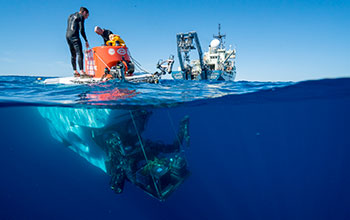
top-left (66, 7), bottom-right (90, 77)
top-left (94, 26), bottom-right (113, 44)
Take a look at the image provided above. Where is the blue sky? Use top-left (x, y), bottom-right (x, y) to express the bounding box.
top-left (0, 0), bottom-right (349, 81)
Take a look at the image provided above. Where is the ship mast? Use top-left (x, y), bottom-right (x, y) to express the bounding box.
top-left (213, 24), bottom-right (226, 49)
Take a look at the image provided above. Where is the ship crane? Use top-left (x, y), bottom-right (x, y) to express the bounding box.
top-left (158, 24), bottom-right (236, 81)
top-left (176, 32), bottom-right (209, 80)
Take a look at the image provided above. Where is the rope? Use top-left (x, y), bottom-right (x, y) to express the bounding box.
top-left (167, 111), bottom-right (190, 170)
top-left (131, 56), bottom-right (150, 73)
top-left (129, 111), bottom-right (161, 198)
top-left (94, 48), bottom-right (151, 75)
top-left (128, 50), bottom-right (151, 74)
top-left (93, 50), bottom-right (111, 71)
top-left (93, 51), bottom-right (112, 82)
top-left (167, 110), bottom-right (184, 152)
top-left (130, 111), bottom-right (148, 161)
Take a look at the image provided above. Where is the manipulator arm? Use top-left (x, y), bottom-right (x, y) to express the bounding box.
top-left (155, 55), bottom-right (175, 75)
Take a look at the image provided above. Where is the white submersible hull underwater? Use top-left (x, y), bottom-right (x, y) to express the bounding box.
top-left (38, 107), bottom-right (190, 200)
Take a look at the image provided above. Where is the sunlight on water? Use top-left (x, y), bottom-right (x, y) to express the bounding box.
top-left (0, 75), bottom-right (293, 107)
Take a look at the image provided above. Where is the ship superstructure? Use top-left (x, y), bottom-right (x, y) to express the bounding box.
top-left (159, 24), bottom-right (237, 81)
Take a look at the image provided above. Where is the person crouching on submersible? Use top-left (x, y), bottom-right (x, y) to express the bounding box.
top-left (94, 26), bottom-right (125, 46)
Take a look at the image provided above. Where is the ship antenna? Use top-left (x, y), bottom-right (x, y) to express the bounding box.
top-left (213, 23), bottom-right (226, 49)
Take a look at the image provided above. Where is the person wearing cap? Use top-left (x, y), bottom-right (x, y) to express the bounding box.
top-left (66, 7), bottom-right (90, 77)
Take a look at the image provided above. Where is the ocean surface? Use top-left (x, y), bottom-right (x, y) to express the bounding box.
top-left (0, 76), bottom-right (349, 219)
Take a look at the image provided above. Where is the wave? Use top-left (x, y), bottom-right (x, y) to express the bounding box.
top-left (1, 76), bottom-right (349, 108)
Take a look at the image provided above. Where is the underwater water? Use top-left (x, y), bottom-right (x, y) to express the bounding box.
top-left (0, 76), bottom-right (349, 219)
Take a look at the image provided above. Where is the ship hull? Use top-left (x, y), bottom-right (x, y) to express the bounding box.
top-left (161, 70), bottom-right (236, 81)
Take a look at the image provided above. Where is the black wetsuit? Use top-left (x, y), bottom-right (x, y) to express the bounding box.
top-left (101, 29), bottom-right (113, 44)
top-left (66, 12), bottom-right (88, 71)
